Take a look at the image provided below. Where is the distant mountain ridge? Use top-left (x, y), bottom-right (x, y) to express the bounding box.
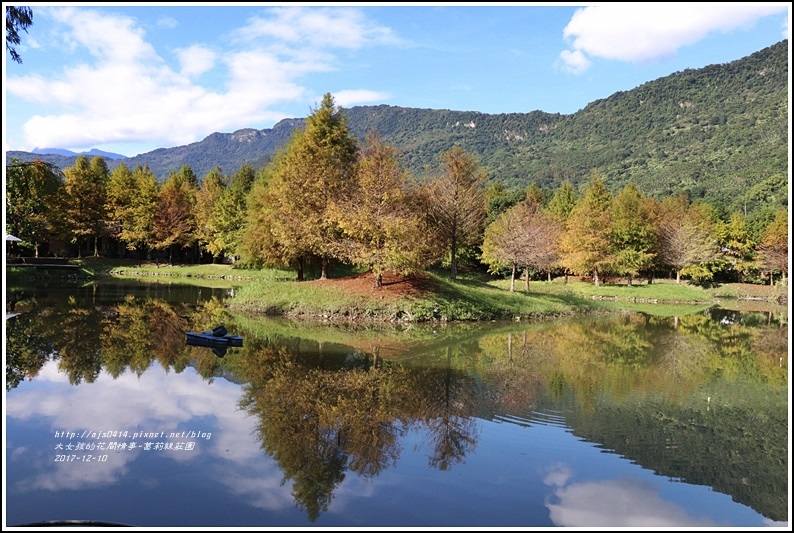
top-left (7, 39), bottom-right (788, 215)
top-left (31, 147), bottom-right (128, 160)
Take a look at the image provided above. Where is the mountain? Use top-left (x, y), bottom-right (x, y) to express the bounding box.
top-left (31, 147), bottom-right (128, 160)
top-left (7, 40), bottom-right (788, 215)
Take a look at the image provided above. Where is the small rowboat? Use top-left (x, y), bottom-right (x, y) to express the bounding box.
top-left (185, 330), bottom-right (244, 348)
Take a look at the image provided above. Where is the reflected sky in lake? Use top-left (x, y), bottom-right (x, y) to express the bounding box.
top-left (6, 358), bottom-right (785, 528)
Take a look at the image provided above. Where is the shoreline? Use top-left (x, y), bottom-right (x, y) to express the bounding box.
top-left (7, 262), bottom-right (787, 322)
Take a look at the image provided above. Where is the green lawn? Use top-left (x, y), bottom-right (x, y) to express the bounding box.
top-left (8, 257), bottom-right (785, 322)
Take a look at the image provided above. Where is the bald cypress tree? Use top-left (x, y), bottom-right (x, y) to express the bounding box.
top-left (250, 93), bottom-right (358, 280)
top-left (426, 146), bottom-right (488, 281)
top-left (331, 131), bottom-right (434, 287)
top-left (560, 175), bottom-right (613, 286)
top-left (61, 155), bottom-right (109, 257)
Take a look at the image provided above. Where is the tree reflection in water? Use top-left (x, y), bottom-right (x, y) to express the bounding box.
top-left (4, 285), bottom-right (788, 522)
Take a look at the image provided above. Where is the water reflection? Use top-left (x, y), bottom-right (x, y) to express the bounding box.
top-left (543, 466), bottom-right (719, 527)
top-left (4, 282), bottom-right (789, 527)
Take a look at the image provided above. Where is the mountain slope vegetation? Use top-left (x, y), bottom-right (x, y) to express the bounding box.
top-left (7, 40), bottom-right (788, 215)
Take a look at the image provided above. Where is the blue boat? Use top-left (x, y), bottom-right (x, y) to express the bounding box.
top-left (185, 330), bottom-right (244, 348)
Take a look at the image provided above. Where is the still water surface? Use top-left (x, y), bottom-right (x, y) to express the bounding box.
top-left (4, 280), bottom-right (789, 528)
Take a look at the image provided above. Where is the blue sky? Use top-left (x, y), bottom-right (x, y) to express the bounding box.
top-left (3, 3), bottom-right (790, 158)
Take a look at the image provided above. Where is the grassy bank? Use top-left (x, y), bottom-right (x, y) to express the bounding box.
top-left (226, 270), bottom-right (724, 322)
top-left (228, 274), bottom-right (605, 321)
top-left (7, 257), bottom-right (785, 322)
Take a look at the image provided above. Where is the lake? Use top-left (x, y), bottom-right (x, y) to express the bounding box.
top-left (4, 280), bottom-right (790, 528)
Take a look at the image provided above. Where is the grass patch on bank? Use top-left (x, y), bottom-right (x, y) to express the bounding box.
top-left (486, 277), bottom-right (717, 304)
top-left (229, 271), bottom-right (609, 321)
top-left (228, 278), bottom-right (404, 318)
top-left (68, 257), bottom-right (295, 281)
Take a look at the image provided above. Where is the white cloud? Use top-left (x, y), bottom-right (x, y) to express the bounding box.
top-left (176, 45), bottom-right (217, 77)
top-left (559, 4), bottom-right (789, 73)
top-left (157, 15), bottom-right (178, 30)
top-left (332, 89), bottom-right (390, 107)
top-left (50, 6), bottom-right (161, 66)
top-left (557, 49), bottom-right (590, 75)
top-left (5, 6), bottom-right (399, 151)
top-left (238, 6), bottom-right (401, 49)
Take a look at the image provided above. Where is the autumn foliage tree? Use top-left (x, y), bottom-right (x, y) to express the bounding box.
top-left (332, 131), bottom-right (435, 287)
top-left (247, 93), bottom-right (358, 280)
top-left (6, 158), bottom-right (63, 257)
top-left (657, 196), bottom-right (720, 283)
top-left (755, 208), bottom-right (788, 285)
top-left (481, 198), bottom-right (559, 292)
top-left (426, 146), bottom-right (488, 280)
top-left (106, 163), bottom-right (159, 256)
top-left (238, 168), bottom-right (284, 271)
top-left (544, 180), bottom-right (577, 282)
top-left (152, 166), bottom-right (198, 263)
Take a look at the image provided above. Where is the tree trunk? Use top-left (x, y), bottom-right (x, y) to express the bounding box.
top-left (593, 269), bottom-right (600, 287)
top-left (509, 264), bottom-right (516, 292)
top-left (547, 271), bottom-right (552, 282)
top-left (296, 256), bottom-right (305, 282)
top-left (525, 265), bottom-right (530, 292)
top-left (374, 272), bottom-right (383, 288)
top-left (627, 274), bottom-right (633, 287)
top-left (676, 269), bottom-right (681, 284)
top-left (320, 255), bottom-right (328, 280)
top-left (450, 232), bottom-right (458, 281)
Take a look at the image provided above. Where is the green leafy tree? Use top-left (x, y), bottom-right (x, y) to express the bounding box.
top-left (212, 163), bottom-right (256, 262)
top-left (485, 182), bottom-right (524, 223)
top-left (5, 158), bottom-right (63, 257)
top-left (106, 164), bottom-right (159, 255)
top-left (194, 166), bottom-right (226, 260)
top-left (426, 146), bottom-right (488, 280)
top-left (6, 5), bottom-right (33, 64)
top-left (610, 182), bottom-right (657, 285)
top-left (545, 180), bottom-right (577, 281)
top-left (59, 155), bottom-right (109, 257)
top-left (719, 211), bottom-right (757, 282)
top-left (333, 131), bottom-right (435, 287)
top-left (524, 183), bottom-right (545, 206)
top-left (560, 175), bottom-right (613, 286)
top-left (545, 180), bottom-right (577, 223)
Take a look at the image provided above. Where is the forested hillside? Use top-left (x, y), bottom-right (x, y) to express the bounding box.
top-left (7, 39), bottom-right (788, 215)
